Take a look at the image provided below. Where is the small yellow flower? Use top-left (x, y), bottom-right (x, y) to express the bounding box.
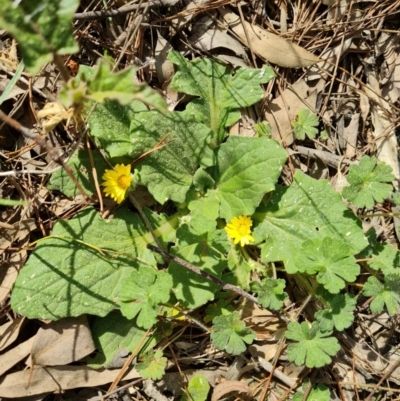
top-left (225, 215), bottom-right (255, 247)
top-left (101, 164), bottom-right (132, 204)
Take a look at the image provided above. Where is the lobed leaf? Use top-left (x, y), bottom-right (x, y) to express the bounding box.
top-left (314, 288), bottom-right (356, 332)
top-left (119, 266), bottom-right (173, 329)
top-left (363, 274), bottom-right (400, 316)
top-left (254, 170), bottom-right (368, 274)
top-left (342, 156), bottom-right (394, 208)
top-left (295, 237), bottom-right (360, 293)
top-left (211, 312), bottom-right (256, 355)
top-left (136, 350), bottom-right (167, 380)
top-left (286, 321), bottom-right (340, 368)
top-left (251, 278), bottom-right (288, 310)
top-left (292, 109), bottom-right (319, 140)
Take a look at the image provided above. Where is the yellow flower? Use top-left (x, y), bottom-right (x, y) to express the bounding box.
top-left (225, 215), bottom-right (255, 247)
top-left (101, 164), bottom-right (132, 204)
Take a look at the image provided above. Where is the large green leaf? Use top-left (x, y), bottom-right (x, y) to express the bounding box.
top-left (129, 110), bottom-right (214, 203)
top-left (0, 0), bottom-right (79, 73)
top-left (168, 224), bottom-right (229, 309)
top-left (212, 136), bottom-right (287, 221)
top-left (169, 51), bottom-right (275, 145)
top-left (88, 312), bottom-right (158, 368)
top-left (48, 150), bottom-right (109, 197)
top-left (254, 170), bottom-right (368, 273)
top-left (11, 207), bottom-right (177, 319)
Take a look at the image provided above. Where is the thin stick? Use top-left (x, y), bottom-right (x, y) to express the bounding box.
top-left (0, 110), bottom-right (89, 199)
top-left (130, 133), bottom-right (174, 167)
top-left (129, 194), bottom-right (165, 259)
top-left (147, 244), bottom-right (290, 324)
top-left (74, 0), bottom-right (171, 20)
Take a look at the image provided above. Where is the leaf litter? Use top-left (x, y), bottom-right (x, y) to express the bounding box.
top-left (2, 0), bottom-right (400, 400)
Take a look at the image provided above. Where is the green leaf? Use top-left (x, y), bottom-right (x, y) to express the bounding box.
top-left (226, 244), bottom-right (252, 289)
top-left (0, 198), bottom-right (26, 206)
top-left (87, 100), bottom-right (147, 159)
top-left (168, 51), bottom-right (275, 145)
top-left (129, 110), bottom-right (214, 203)
top-left (11, 207), bottom-right (177, 319)
top-left (320, 129), bottom-right (329, 140)
top-left (295, 237), bottom-right (360, 293)
top-left (314, 288), bottom-right (356, 332)
top-left (88, 311), bottom-right (157, 368)
top-left (293, 381), bottom-right (330, 401)
top-left (119, 266), bottom-right (173, 329)
top-left (254, 170), bottom-right (368, 274)
top-left (48, 150), bottom-right (109, 197)
top-left (204, 299), bottom-right (234, 323)
top-left (251, 278), bottom-right (288, 310)
top-left (0, 0), bottom-right (79, 73)
top-left (363, 274), bottom-right (400, 316)
top-left (181, 374), bottom-right (210, 401)
top-left (168, 224), bottom-right (229, 309)
top-left (211, 311), bottom-right (256, 355)
top-left (391, 192), bottom-right (400, 206)
top-left (342, 156), bottom-right (394, 208)
top-left (136, 350), bottom-right (167, 380)
top-left (358, 228), bottom-right (400, 273)
top-left (291, 109), bottom-right (319, 140)
top-left (187, 190), bottom-right (220, 229)
top-left (286, 321), bottom-right (341, 368)
top-left (192, 168), bottom-right (215, 194)
top-left (254, 121), bottom-right (272, 138)
top-left (212, 136), bottom-right (287, 221)
top-left (86, 60), bottom-right (166, 111)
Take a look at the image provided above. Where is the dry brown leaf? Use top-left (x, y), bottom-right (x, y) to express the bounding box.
top-left (49, 195), bottom-right (86, 217)
top-left (365, 73), bottom-right (399, 187)
top-left (0, 218), bottom-right (36, 257)
top-left (219, 8), bottom-right (319, 68)
top-left (248, 328), bottom-right (285, 362)
top-left (240, 298), bottom-right (283, 340)
top-left (0, 39), bottom-right (19, 72)
top-left (31, 316), bottom-right (95, 366)
top-left (0, 316), bottom-right (25, 351)
top-left (190, 27), bottom-right (246, 58)
top-left (265, 80), bottom-right (317, 146)
top-left (155, 35), bottom-right (174, 86)
top-left (0, 337), bottom-right (34, 376)
top-left (0, 250), bottom-right (28, 303)
top-left (0, 366), bottom-right (141, 397)
top-left (344, 112), bottom-right (360, 158)
top-left (211, 380), bottom-right (251, 401)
